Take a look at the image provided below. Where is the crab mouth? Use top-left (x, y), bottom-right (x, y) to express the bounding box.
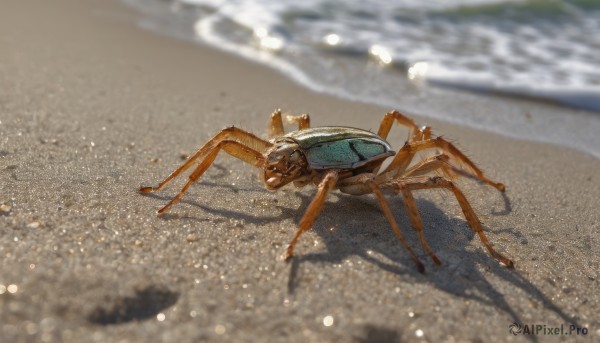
top-left (263, 142), bottom-right (308, 190)
top-left (264, 163), bottom-right (305, 189)
top-left (264, 167), bottom-right (292, 189)
top-left (265, 174), bottom-right (282, 188)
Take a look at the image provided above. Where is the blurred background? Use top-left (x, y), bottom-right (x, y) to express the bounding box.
top-left (125, 0), bottom-right (600, 158)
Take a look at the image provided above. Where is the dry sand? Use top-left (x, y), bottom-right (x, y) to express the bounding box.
top-left (1, 0), bottom-right (598, 342)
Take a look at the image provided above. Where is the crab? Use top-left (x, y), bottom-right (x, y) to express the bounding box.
top-left (139, 110), bottom-right (514, 272)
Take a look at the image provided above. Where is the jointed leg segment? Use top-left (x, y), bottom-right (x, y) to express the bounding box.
top-left (377, 110), bottom-right (425, 142)
top-left (269, 109), bottom-right (311, 137)
top-left (140, 137), bottom-right (266, 214)
top-left (287, 113), bottom-right (310, 130)
top-left (269, 109), bottom-right (285, 137)
top-left (282, 170), bottom-right (338, 261)
top-left (387, 176), bottom-right (514, 268)
top-left (376, 110), bottom-right (504, 192)
top-left (367, 180), bottom-right (425, 273)
top-left (383, 137), bottom-right (505, 191)
top-left (139, 126), bottom-right (272, 195)
top-left (397, 187), bottom-right (441, 266)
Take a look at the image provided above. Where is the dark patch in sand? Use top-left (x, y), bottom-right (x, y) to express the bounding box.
top-left (88, 286), bottom-right (179, 325)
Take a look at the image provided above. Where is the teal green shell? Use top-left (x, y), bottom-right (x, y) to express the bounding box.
top-left (283, 127), bottom-right (395, 169)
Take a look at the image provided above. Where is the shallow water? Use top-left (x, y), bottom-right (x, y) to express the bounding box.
top-left (124, 0), bottom-right (600, 158)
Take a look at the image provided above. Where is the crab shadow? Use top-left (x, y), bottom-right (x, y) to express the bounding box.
top-left (141, 182), bottom-right (576, 336)
top-left (140, 182), bottom-right (303, 226)
top-left (285, 192), bottom-right (576, 341)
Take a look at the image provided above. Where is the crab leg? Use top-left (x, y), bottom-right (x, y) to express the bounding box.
top-left (375, 154), bottom-right (453, 186)
top-left (142, 140), bottom-right (265, 214)
top-left (372, 110), bottom-right (431, 175)
top-left (376, 154), bottom-right (456, 265)
top-left (282, 170), bottom-right (338, 261)
top-left (286, 113), bottom-right (310, 130)
top-left (395, 154), bottom-right (479, 263)
top-left (139, 127), bottom-right (271, 193)
top-left (382, 137), bottom-right (505, 191)
top-left (269, 109), bottom-right (311, 137)
top-left (377, 110), bottom-right (431, 143)
top-left (399, 153), bottom-right (500, 186)
top-left (366, 181), bottom-right (426, 273)
top-left (387, 176), bottom-right (514, 268)
top-left (397, 187), bottom-right (441, 266)
top-left (269, 109), bottom-right (285, 137)
top-left (402, 154), bottom-right (453, 177)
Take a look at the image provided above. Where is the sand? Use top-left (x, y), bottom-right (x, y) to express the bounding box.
top-left (1, 0), bottom-right (598, 342)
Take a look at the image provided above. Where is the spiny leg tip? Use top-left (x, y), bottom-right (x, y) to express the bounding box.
top-left (432, 255), bottom-right (442, 266)
top-left (138, 186), bottom-right (154, 193)
top-left (157, 206), bottom-right (170, 215)
top-left (281, 247), bottom-right (294, 262)
top-left (496, 183), bottom-right (506, 192)
top-left (492, 251), bottom-right (514, 268)
top-left (502, 259), bottom-right (515, 269)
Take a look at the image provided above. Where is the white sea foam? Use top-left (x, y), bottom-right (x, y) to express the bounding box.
top-left (179, 0), bottom-right (600, 100)
top-left (125, 0), bottom-right (600, 158)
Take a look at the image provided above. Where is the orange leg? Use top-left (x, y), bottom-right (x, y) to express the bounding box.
top-left (382, 137), bottom-right (505, 191)
top-left (387, 176), bottom-right (514, 268)
top-left (401, 153), bottom-right (498, 186)
top-left (376, 155), bottom-right (460, 265)
top-left (286, 113), bottom-right (310, 130)
top-left (401, 154), bottom-right (453, 178)
top-left (397, 187), bottom-right (441, 266)
top-left (375, 154), bottom-right (453, 186)
top-left (367, 181), bottom-right (425, 273)
top-left (139, 127), bottom-right (271, 194)
top-left (373, 110), bottom-right (431, 175)
top-left (268, 109), bottom-right (311, 137)
top-left (282, 170), bottom-right (338, 261)
top-left (376, 155), bottom-right (447, 265)
top-left (377, 110), bottom-right (430, 143)
top-left (269, 109), bottom-right (285, 137)
top-left (142, 140), bottom-right (265, 214)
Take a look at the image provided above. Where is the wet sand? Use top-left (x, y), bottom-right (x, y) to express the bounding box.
top-left (0, 0), bottom-right (598, 342)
